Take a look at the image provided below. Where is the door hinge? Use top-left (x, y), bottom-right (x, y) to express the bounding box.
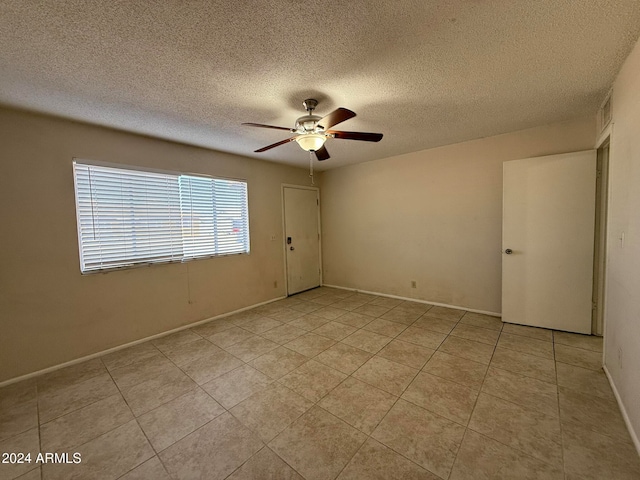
top-left (592, 302), bottom-right (597, 311)
top-left (596, 170), bottom-right (602, 179)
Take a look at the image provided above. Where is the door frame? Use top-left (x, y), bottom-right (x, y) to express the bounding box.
top-left (281, 184), bottom-right (322, 296)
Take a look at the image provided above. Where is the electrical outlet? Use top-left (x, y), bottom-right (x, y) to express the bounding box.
top-left (411, 280), bottom-right (417, 288)
top-left (618, 347), bottom-right (623, 369)
top-left (270, 235), bottom-right (276, 241)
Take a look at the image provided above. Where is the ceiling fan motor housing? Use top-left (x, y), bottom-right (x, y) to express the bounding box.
top-left (295, 114), bottom-right (322, 133)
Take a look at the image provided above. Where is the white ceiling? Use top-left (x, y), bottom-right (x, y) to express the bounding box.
top-left (1, 1), bottom-right (639, 170)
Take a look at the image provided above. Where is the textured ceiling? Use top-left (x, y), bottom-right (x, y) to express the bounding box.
top-left (1, 1), bottom-right (640, 170)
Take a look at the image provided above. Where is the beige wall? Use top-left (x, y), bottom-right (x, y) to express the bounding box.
top-left (320, 116), bottom-right (596, 313)
top-left (604, 36), bottom-right (640, 446)
top-left (0, 108), bottom-right (310, 382)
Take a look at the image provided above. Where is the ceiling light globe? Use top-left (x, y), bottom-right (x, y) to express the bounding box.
top-left (296, 134), bottom-right (326, 152)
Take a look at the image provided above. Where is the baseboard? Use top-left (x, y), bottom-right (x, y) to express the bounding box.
top-left (0, 295), bottom-right (286, 388)
top-left (321, 284), bottom-right (501, 318)
top-left (603, 365), bottom-right (640, 455)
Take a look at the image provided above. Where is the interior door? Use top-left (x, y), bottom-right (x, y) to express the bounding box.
top-left (502, 150), bottom-right (596, 333)
top-left (283, 186), bottom-right (320, 295)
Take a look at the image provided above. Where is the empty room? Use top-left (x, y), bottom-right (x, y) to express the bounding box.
top-left (2, 1), bottom-right (640, 479)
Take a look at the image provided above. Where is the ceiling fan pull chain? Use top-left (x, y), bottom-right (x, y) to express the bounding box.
top-left (309, 151), bottom-right (315, 185)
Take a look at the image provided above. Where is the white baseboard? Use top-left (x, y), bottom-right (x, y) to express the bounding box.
top-left (603, 365), bottom-right (640, 455)
top-left (321, 284), bottom-right (501, 318)
top-left (0, 295), bottom-right (286, 388)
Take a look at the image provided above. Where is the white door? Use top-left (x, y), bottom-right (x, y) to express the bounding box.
top-left (502, 150), bottom-right (596, 333)
top-left (283, 186), bottom-right (321, 295)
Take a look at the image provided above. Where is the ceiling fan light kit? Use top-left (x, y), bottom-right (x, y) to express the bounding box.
top-left (242, 98), bottom-right (383, 162)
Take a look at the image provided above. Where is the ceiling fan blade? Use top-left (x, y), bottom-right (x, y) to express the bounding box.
top-left (314, 145), bottom-right (330, 161)
top-left (318, 108), bottom-right (356, 130)
top-left (242, 122), bottom-right (292, 132)
top-left (328, 130), bottom-right (383, 142)
top-left (255, 137), bottom-right (296, 152)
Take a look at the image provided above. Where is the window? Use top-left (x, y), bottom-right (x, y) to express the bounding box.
top-left (73, 161), bottom-right (250, 273)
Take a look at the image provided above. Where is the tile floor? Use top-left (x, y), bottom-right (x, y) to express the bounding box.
top-left (1, 286), bottom-right (639, 479)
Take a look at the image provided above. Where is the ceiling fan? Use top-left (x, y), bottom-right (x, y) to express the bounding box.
top-left (242, 99), bottom-right (383, 161)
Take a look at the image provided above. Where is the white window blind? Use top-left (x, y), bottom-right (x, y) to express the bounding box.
top-left (73, 161), bottom-right (250, 273)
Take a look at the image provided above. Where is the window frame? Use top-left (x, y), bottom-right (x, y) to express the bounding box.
top-left (72, 159), bottom-right (251, 274)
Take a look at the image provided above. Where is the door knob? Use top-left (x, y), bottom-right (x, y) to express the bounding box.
top-left (290, 246), bottom-right (295, 251)
top-left (505, 249), bottom-right (513, 254)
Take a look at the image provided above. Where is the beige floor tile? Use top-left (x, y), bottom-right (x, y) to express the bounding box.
top-left (337, 437), bottom-right (439, 480)
top-left (159, 412), bottom-right (263, 480)
top-left (0, 428), bottom-right (40, 479)
top-left (468, 393), bottom-right (563, 467)
top-left (152, 329), bottom-right (201, 351)
top-left (43, 420), bottom-right (154, 480)
top-left (450, 429), bottom-right (563, 480)
top-left (353, 356), bottom-right (418, 396)
top-left (162, 338), bottom-right (222, 367)
top-left (37, 358), bottom-right (107, 394)
top-left (250, 346), bottom-right (308, 379)
top-left (265, 307), bottom-right (306, 322)
top-left (285, 333), bottom-right (336, 357)
top-left (202, 365), bottom-right (271, 409)
top-left (224, 335), bottom-right (279, 362)
top-left (501, 323), bottom-right (553, 342)
top-left (558, 386), bottom-right (631, 442)
top-left (554, 331), bottom-right (603, 352)
top-left (0, 387), bottom-right (37, 442)
top-left (490, 347), bottom-right (556, 383)
top-left (40, 393), bottom-right (133, 452)
top-left (481, 367), bottom-right (558, 417)
top-left (438, 336), bottom-right (495, 365)
top-left (314, 343), bottom-right (372, 374)
top-left (15, 467), bottom-right (41, 480)
top-left (190, 318), bottom-right (236, 337)
top-left (259, 323), bottom-right (307, 344)
top-left (309, 294), bottom-right (342, 306)
top-left (422, 305), bottom-right (466, 321)
top-left (556, 362), bottom-right (614, 400)
top-left (239, 316), bottom-right (283, 334)
top-left (279, 360), bottom-right (347, 402)
top-left (332, 297), bottom-right (371, 311)
top-left (119, 456), bottom-right (172, 480)
top-left (318, 377), bottom-right (396, 435)
top-left (353, 303), bottom-right (392, 318)
top-left (412, 315), bottom-right (458, 334)
top-left (396, 326), bottom-right (447, 350)
top-left (269, 406), bottom-right (367, 480)
top-left (498, 332), bottom-right (554, 359)
top-left (101, 342), bottom-right (162, 371)
top-left (562, 420), bottom-right (640, 480)
top-left (252, 303), bottom-right (288, 316)
top-left (380, 308), bottom-right (422, 325)
top-left (395, 301), bottom-right (431, 315)
top-left (369, 296), bottom-right (403, 308)
top-left (227, 447), bottom-right (304, 479)
top-left (230, 384), bottom-right (313, 442)
top-left (180, 348), bottom-right (244, 385)
top-left (335, 312), bottom-right (375, 328)
top-left (227, 309), bottom-right (263, 324)
top-left (554, 344), bottom-right (602, 370)
top-left (120, 366), bottom-right (197, 416)
top-left (137, 387), bottom-right (224, 451)
top-left (38, 372), bottom-right (119, 423)
top-left (290, 301), bottom-right (324, 314)
top-left (372, 399), bottom-right (465, 479)
top-left (450, 324), bottom-right (500, 346)
top-left (208, 327), bottom-right (255, 348)
top-left (312, 321), bottom-right (358, 340)
top-left (423, 351), bottom-right (487, 389)
top-left (459, 312), bottom-right (503, 331)
top-left (295, 289), bottom-right (328, 301)
top-left (363, 318), bottom-right (408, 337)
top-left (402, 372), bottom-right (478, 425)
top-left (377, 339), bottom-right (434, 369)
top-left (314, 306), bottom-right (349, 321)
top-left (288, 313), bottom-right (330, 331)
top-left (109, 354), bottom-right (176, 390)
